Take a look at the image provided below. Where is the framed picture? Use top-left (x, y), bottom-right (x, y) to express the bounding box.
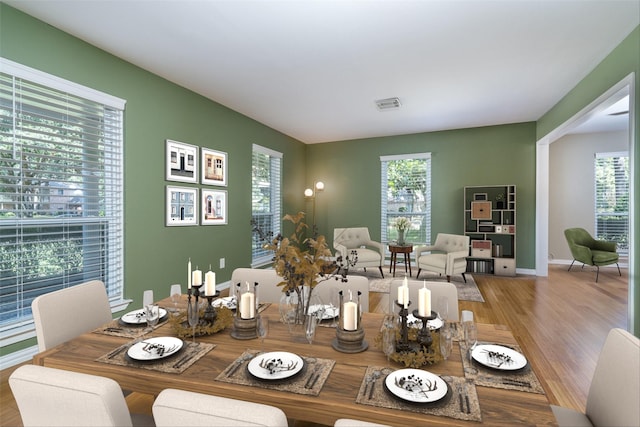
top-left (166, 186), bottom-right (198, 226)
top-left (473, 193), bottom-right (488, 201)
top-left (166, 139), bottom-right (198, 183)
top-left (201, 189), bottom-right (227, 225)
top-left (201, 148), bottom-right (227, 186)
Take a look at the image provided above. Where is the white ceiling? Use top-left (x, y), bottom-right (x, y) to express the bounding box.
top-left (5, 0), bottom-right (638, 143)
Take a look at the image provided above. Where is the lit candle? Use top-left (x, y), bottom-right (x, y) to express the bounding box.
top-left (205, 271), bottom-right (216, 296)
top-left (343, 300), bottom-right (358, 331)
top-left (187, 258), bottom-right (192, 289)
top-left (240, 282), bottom-right (255, 319)
top-left (192, 269), bottom-right (202, 287)
top-left (418, 281), bottom-right (431, 317)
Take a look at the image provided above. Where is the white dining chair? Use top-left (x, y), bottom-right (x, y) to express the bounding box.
top-left (551, 328), bottom-right (640, 427)
top-left (9, 365), bottom-right (155, 427)
top-left (334, 419), bottom-right (391, 427)
top-left (388, 279), bottom-right (459, 321)
top-left (230, 268), bottom-right (286, 303)
top-left (32, 280), bottom-right (113, 352)
top-left (312, 275), bottom-right (370, 313)
top-left (152, 388), bottom-right (288, 426)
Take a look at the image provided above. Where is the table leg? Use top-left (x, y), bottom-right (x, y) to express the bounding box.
top-left (391, 252), bottom-right (397, 277)
top-left (404, 252), bottom-right (412, 277)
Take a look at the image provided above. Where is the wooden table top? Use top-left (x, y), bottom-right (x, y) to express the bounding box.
top-left (33, 296), bottom-right (555, 426)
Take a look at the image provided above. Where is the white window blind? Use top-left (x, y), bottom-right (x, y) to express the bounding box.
top-left (251, 144), bottom-right (282, 267)
top-left (595, 151), bottom-right (629, 254)
top-left (0, 58), bottom-right (125, 340)
top-left (380, 153), bottom-right (431, 245)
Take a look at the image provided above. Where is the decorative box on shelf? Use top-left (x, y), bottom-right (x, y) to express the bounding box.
top-left (471, 240), bottom-right (492, 258)
top-left (494, 258), bottom-right (516, 276)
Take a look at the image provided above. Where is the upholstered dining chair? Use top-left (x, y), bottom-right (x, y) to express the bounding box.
top-left (230, 267), bottom-right (285, 303)
top-left (415, 233), bottom-right (470, 282)
top-left (551, 328), bottom-right (639, 427)
top-left (388, 279), bottom-right (459, 321)
top-left (333, 227), bottom-right (385, 278)
top-left (31, 280), bottom-right (113, 352)
top-left (9, 365), bottom-right (155, 427)
top-left (564, 227), bottom-right (621, 282)
top-left (152, 388), bottom-right (288, 426)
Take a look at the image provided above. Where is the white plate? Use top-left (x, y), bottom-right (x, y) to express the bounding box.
top-left (213, 296), bottom-right (237, 310)
top-left (405, 314), bottom-right (443, 330)
top-left (121, 307), bottom-right (168, 324)
top-left (127, 337), bottom-right (183, 361)
top-left (308, 304), bottom-right (338, 320)
top-left (471, 344), bottom-right (528, 370)
top-left (385, 368), bottom-right (448, 403)
top-left (247, 351), bottom-right (304, 380)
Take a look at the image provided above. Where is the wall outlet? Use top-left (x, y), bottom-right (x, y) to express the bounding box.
top-left (219, 258), bottom-right (225, 269)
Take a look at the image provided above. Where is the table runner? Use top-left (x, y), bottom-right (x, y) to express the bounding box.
top-left (356, 366), bottom-right (482, 422)
top-left (96, 340), bottom-right (215, 374)
top-left (460, 341), bottom-right (545, 394)
top-left (216, 350), bottom-right (335, 396)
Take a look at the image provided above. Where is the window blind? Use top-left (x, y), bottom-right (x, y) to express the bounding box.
top-left (251, 144), bottom-right (282, 267)
top-left (595, 151), bottom-right (629, 254)
top-left (0, 58), bottom-right (125, 340)
top-left (380, 153), bottom-right (431, 245)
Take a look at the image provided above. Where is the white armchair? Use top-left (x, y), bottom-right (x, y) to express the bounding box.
top-left (415, 233), bottom-right (469, 282)
top-left (333, 227), bottom-right (384, 278)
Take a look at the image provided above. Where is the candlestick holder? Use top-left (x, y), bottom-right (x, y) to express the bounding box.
top-left (203, 292), bottom-right (220, 323)
top-left (332, 290), bottom-right (368, 353)
top-left (192, 284), bottom-right (203, 309)
top-left (412, 310), bottom-right (437, 351)
top-left (395, 300), bottom-right (420, 353)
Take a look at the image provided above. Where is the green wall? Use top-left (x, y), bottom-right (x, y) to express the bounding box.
top-left (305, 123), bottom-right (537, 268)
top-left (537, 26), bottom-right (639, 335)
top-left (0, 4), bottom-right (307, 355)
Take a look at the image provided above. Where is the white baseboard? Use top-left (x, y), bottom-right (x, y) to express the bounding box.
top-left (0, 345), bottom-right (38, 370)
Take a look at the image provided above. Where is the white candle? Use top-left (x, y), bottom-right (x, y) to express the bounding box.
top-left (188, 258), bottom-right (192, 289)
top-left (240, 290), bottom-right (255, 319)
top-left (205, 271), bottom-right (216, 296)
top-left (192, 269), bottom-right (202, 287)
top-left (418, 282), bottom-right (431, 317)
top-left (402, 276), bottom-right (409, 308)
top-left (343, 300), bottom-right (358, 330)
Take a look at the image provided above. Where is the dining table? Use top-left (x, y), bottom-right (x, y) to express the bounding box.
top-left (32, 295), bottom-right (556, 426)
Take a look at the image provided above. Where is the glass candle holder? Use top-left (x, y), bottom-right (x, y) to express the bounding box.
top-left (339, 290), bottom-right (362, 331)
top-left (237, 282), bottom-right (257, 320)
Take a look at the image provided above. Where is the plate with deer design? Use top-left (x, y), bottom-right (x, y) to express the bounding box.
top-left (247, 351), bottom-right (304, 380)
top-left (471, 344), bottom-right (527, 371)
top-left (384, 369), bottom-right (448, 403)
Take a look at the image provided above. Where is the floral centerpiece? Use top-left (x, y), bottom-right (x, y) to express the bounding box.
top-left (393, 216), bottom-right (411, 245)
top-left (252, 212), bottom-right (350, 325)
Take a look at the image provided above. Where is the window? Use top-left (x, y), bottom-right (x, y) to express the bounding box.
top-left (251, 144), bottom-right (282, 267)
top-left (381, 153), bottom-right (431, 245)
top-left (595, 151), bottom-right (629, 254)
top-left (0, 58), bottom-right (126, 342)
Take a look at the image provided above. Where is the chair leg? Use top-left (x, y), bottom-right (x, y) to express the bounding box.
top-left (416, 269), bottom-right (422, 279)
top-left (596, 266), bottom-right (600, 283)
top-left (462, 273), bottom-right (467, 283)
top-left (446, 275), bottom-right (451, 282)
top-left (568, 260), bottom-right (576, 271)
top-left (617, 263), bottom-right (621, 276)
top-left (378, 266), bottom-right (384, 278)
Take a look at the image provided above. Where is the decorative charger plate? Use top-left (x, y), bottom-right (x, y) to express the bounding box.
top-left (471, 344), bottom-right (528, 370)
top-left (127, 336), bottom-right (183, 361)
top-left (120, 307), bottom-right (168, 325)
top-left (384, 368), bottom-right (448, 403)
top-left (308, 304), bottom-right (338, 320)
top-left (213, 296), bottom-right (237, 310)
top-left (247, 351), bottom-right (304, 380)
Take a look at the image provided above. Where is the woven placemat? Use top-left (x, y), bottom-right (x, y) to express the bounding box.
top-left (460, 341), bottom-right (545, 394)
top-left (356, 366), bottom-right (482, 422)
top-left (216, 350), bottom-right (335, 396)
top-left (96, 339), bottom-right (215, 374)
top-left (93, 314), bottom-right (170, 338)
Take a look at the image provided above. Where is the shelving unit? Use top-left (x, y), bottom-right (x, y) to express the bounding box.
top-left (464, 185), bottom-right (516, 276)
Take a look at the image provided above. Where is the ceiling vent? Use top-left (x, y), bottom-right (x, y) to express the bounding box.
top-left (375, 97), bottom-right (401, 111)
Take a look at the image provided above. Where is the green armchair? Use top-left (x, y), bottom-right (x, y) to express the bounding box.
top-left (564, 227), bottom-right (621, 282)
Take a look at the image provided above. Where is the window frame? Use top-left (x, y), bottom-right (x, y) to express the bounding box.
top-left (594, 151), bottom-right (629, 255)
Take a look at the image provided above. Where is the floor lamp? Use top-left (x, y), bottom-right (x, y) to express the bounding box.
top-left (304, 181), bottom-right (324, 232)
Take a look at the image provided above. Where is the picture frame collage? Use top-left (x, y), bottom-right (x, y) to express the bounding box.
top-left (165, 139), bottom-right (228, 226)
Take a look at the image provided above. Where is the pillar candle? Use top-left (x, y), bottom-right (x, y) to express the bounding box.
top-left (240, 290), bottom-right (255, 319)
top-left (343, 300), bottom-right (358, 330)
top-left (188, 258), bottom-right (192, 289)
top-left (192, 269), bottom-right (202, 287)
top-left (418, 282), bottom-right (431, 317)
top-left (205, 271), bottom-right (216, 296)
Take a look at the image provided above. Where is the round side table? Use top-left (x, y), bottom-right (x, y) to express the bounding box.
top-left (388, 243), bottom-right (413, 277)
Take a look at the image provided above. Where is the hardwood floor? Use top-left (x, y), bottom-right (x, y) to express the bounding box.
top-left (0, 264), bottom-right (628, 426)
